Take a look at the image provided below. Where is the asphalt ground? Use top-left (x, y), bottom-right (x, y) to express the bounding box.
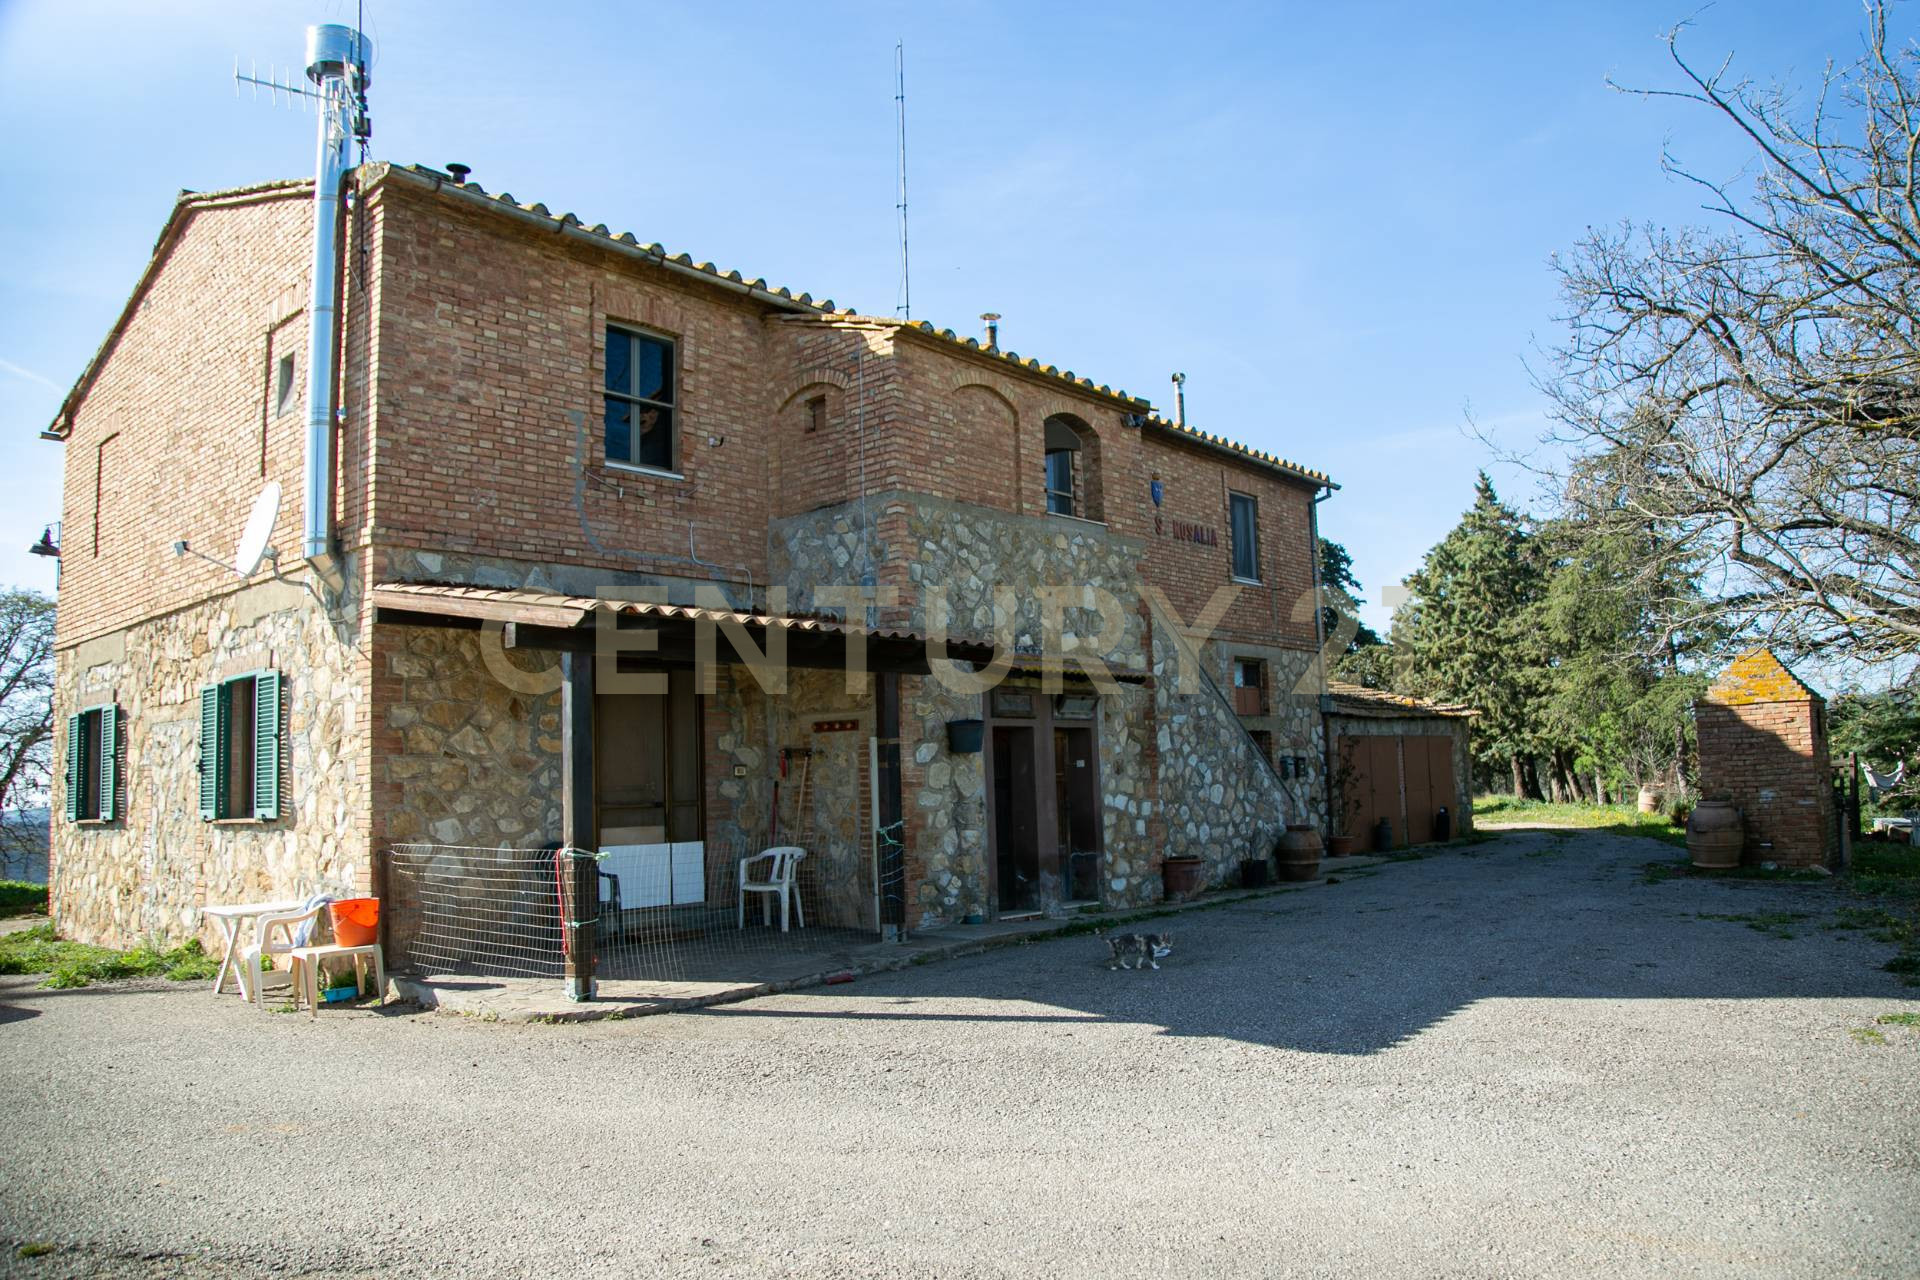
top-left (2, 827), bottom-right (1915, 1278)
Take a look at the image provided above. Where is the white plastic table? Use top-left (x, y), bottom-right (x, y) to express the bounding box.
top-left (202, 900), bottom-right (306, 999)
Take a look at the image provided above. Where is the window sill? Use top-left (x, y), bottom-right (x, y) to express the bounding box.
top-left (211, 817), bottom-right (272, 826)
top-left (1231, 576), bottom-right (1265, 587)
top-left (1047, 511), bottom-right (1108, 529)
top-left (75, 818), bottom-right (112, 827)
top-left (602, 461), bottom-right (686, 482)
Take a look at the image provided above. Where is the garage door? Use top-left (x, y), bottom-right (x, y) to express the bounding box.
top-left (1338, 734), bottom-right (1457, 849)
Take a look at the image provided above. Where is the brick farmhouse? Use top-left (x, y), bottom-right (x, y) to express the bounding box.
top-left (42, 160), bottom-right (1415, 968)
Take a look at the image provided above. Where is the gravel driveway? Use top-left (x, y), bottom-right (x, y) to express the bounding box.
top-left (2, 829), bottom-right (1916, 1279)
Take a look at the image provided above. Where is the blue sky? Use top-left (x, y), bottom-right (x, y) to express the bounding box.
top-left (0, 0), bottom-right (1873, 636)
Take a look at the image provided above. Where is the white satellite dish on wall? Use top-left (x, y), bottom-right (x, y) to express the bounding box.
top-left (233, 481), bottom-right (282, 577)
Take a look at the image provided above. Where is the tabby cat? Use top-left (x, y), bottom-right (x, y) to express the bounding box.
top-left (1105, 932), bottom-right (1174, 971)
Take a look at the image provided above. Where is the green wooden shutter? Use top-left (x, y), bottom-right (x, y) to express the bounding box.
top-left (98, 704), bottom-right (118, 821)
top-left (199, 685), bottom-right (221, 820)
top-left (64, 713), bottom-right (82, 823)
top-left (252, 671), bottom-right (281, 820)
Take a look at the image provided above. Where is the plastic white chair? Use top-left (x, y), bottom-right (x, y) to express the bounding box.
top-left (737, 847), bottom-right (807, 932)
top-left (238, 904), bottom-right (324, 1008)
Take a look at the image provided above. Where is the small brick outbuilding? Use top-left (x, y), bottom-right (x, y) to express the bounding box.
top-left (1694, 650), bottom-right (1839, 868)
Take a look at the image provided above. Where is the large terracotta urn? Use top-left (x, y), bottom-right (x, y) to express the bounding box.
top-left (1276, 824), bottom-right (1325, 882)
top-left (1161, 857), bottom-right (1206, 900)
top-left (1686, 797), bottom-right (1743, 869)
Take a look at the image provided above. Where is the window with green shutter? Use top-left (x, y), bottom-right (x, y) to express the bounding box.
top-left (199, 672), bottom-right (281, 821)
top-left (66, 704), bottom-right (118, 823)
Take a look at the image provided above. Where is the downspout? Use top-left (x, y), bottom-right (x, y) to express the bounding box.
top-left (301, 25), bottom-right (370, 579)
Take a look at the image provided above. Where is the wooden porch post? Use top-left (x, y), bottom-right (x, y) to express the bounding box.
top-left (561, 650), bottom-right (597, 1000)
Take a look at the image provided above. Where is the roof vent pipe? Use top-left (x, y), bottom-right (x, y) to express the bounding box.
top-left (980, 312), bottom-right (1000, 351)
top-left (446, 162), bottom-right (470, 184)
top-left (301, 23), bottom-right (370, 571)
top-left (1171, 371), bottom-right (1186, 428)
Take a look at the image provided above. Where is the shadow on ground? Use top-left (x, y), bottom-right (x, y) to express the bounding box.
top-left (676, 828), bottom-right (1915, 1055)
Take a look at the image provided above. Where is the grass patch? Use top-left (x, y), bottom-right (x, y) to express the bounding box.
top-left (1475, 795), bottom-right (1686, 847)
top-left (0, 923), bottom-right (220, 989)
top-left (17, 1242), bottom-right (53, 1259)
top-left (1849, 1026), bottom-right (1889, 1046)
top-left (0, 880), bottom-right (47, 916)
top-left (1696, 910), bottom-right (1810, 939)
top-left (1875, 1011), bottom-right (1920, 1027)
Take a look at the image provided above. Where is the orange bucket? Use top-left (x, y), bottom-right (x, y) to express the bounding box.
top-left (329, 897), bottom-right (380, 947)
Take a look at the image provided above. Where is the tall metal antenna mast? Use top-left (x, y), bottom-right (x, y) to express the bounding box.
top-left (895, 40), bottom-right (911, 320)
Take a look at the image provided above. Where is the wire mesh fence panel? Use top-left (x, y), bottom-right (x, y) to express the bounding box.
top-left (589, 818), bottom-right (891, 985)
top-left (382, 843), bottom-right (567, 978)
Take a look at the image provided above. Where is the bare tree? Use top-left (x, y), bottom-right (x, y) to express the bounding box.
top-left (1541, 3), bottom-right (1920, 665)
top-left (0, 590), bottom-right (55, 875)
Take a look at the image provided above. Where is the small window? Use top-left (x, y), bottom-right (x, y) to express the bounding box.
top-left (274, 353), bottom-right (298, 416)
top-left (1045, 448), bottom-right (1075, 516)
top-left (604, 324), bottom-right (677, 472)
top-left (199, 671), bottom-right (281, 821)
top-left (65, 705), bottom-right (118, 823)
top-left (1250, 729), bottom-right (1275, 762)
top-left (1229, 492), bottom-right (1260, 582)
top-left (1232, 659), bottom-right (1267, 715)
top-left (806, 395), bottom-right (826, 434)
top-left (1043, 416), bottom-right (1084, 517)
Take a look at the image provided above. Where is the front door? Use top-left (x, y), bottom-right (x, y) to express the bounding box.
top-left (987, 688), bottom-right (1104, 915)
top-left (992, 725), bottom-right (1040, 912)
top-left (594, 666), bottom-right (705, 908)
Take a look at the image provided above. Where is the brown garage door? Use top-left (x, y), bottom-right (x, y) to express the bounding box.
top-left (1338, 733), bottom-right (1457, 849)
top-left (1402, 736), bottom-right (1455, 844)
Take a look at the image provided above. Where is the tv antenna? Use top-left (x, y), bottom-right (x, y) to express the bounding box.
top-left (895, 40), bottom-right (910, 321)
top-left (233, 12), bottom-right (373, 168)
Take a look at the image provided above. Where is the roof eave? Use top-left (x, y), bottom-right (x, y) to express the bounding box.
top-left (1140, 418), bottom-right (1337, 490)
top-left (42, 178), bottom-right (314, 441)
top-left (374, 163), bottom-right (830, 318)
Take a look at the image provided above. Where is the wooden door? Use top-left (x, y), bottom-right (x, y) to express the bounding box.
top-left (1412, 736), bottom-right (1456, 842)
top-left (1404, 736), bottom-right (1435, 845)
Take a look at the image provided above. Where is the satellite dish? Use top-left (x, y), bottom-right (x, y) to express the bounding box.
top-left (234, 481), bottom-right (281, 577)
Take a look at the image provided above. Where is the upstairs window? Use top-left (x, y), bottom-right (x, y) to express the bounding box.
top-left (1229, 491), bottom-right (1260, 582)
top-left (1045, 448), bottom-right (1075, 516)
top-left (199, 671), bottom-right (281, 821)
top-left (65, 704), bottom-right (119, 823)
top-left (604, 324), bottom-right (677, 472)
top-left (1044, 415), bottom-right (1098, 519)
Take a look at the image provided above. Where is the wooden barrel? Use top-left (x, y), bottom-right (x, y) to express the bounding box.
top-left (1686, 798), bottom-right (1743, 869)
top-left (1276, 824), bottom-right (1324, 882)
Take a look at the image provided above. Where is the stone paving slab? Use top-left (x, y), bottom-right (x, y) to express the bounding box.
top-left (390, 855), bottom-right (1391, 1021)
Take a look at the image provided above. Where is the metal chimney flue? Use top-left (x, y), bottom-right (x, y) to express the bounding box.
top-left (980, 312), bottom-right (1000, 351)
top-left (1171, 371), bottom-right (1187, 428)
top-left (300, 23), bottom-right (370, 574)
top-left (446, 162), bottom-right (470, 184)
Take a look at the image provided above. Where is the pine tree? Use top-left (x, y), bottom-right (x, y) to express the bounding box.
top-left (1394, 473), bottom-right (1550, 796)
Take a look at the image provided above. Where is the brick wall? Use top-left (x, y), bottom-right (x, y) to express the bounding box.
top-left (1695, 697), bottom-right (1838, 867)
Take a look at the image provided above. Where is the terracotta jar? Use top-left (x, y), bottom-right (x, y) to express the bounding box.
top-left (1686, 798), bottom-right (1743, 869)
top-left (1161, 857), bottom-right (1206, 900)
top-left (1327, 834), bottom-right (1360, 857)
top-left (1637, 786), bottom-right (1664, 814)
top-left (1276, 824), bottom-right (1324, 882)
